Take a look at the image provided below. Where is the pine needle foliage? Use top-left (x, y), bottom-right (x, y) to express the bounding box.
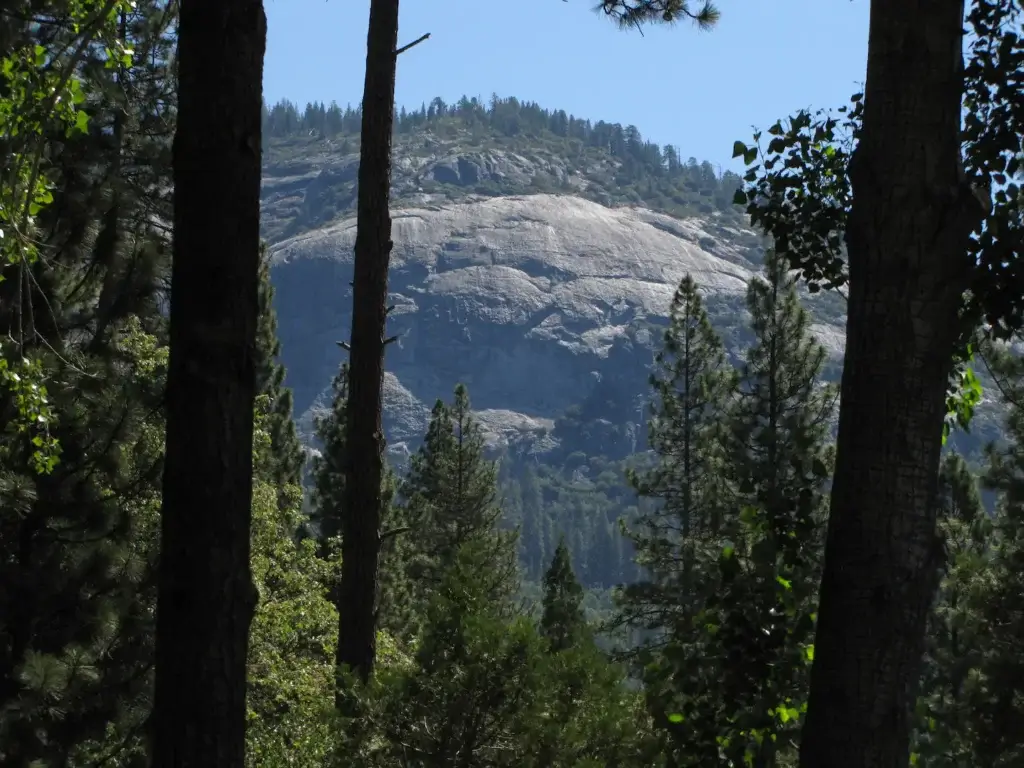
top-left (597, 0), bottom-right (720, 32)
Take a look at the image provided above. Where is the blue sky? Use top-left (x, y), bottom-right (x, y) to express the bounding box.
top-left (264, 0), bottom-right (869, 171)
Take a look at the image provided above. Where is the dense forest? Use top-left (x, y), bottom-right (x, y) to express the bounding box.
top-left (1, 0), bottom-right (1022, 767)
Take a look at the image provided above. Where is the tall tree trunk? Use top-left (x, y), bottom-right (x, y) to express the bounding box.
top-left (335, 0), bottom-right (400, 685)
top-left (152, 0), bottom-right (266, 764)
top-left (798, 1), bottom-right (985, 766)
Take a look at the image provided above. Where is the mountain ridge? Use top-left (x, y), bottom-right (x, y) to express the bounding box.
top-left (260, 94), bottom-right (751, 246)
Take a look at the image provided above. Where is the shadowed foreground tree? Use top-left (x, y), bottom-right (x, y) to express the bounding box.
top-left (796, 36), bottom-right (986, 757)
top-left (334, 0), bottom-right (401, 688)
top-left (336, 0), bottom-right (430, 687)
top-left (152, 0), bottom-right (267, 764)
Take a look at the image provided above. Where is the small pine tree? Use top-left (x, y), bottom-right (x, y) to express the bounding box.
top-left (519, 464), bottom-right (549, 580)
top-left (723, 252), bottom-right (835, 520)
top-left (361, 425), bottom-right (654, 767)
top-left (401, 383), bottom-right (519, 603)
top-left (359, 385), bottom-right (536, 764)
top-left (255, 242), bottom-right (304, 490)
top-left (311, 363), bottom-right (350, 555)
top-left (540, 536), bottom-right (588, 653)
top-left (373, 538), bottom-right (545, 766)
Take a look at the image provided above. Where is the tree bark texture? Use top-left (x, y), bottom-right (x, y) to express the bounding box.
top-left (336, 0), bottom-right (400, 685)
top-left (152, 0), bottom-right (266, 764)
top-left (798, 1), bottom-right (986, 767)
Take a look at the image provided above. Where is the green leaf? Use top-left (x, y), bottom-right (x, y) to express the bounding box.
top-left (732, 140), bottom-right (748, 159)
top-left (74, 109), bottom-right (90, 134)
top-left (667, 712), bottom-right (685, 723)
top-left (68, 77), bottom-right (86, 105)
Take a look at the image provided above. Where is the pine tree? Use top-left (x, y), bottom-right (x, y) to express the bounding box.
top-left (372, 538), bottom-right (545, 766)
top-left (356, 383), bottom-right (656, 768)
top-left (401, 383), bottom-right (519, 604)
top-left (353, 385), bottom-right (532, 764)
top-left (255, 241), bottom-right (303, 490)
top-left (374, 531), bottom-right (657, 768)
top-left (724, 252), bottom-right (835, 532)
top-left (0, 2), bottom-right (174, 761)
top-left (616, 274), bottom-right (735, 638)
top-left (519, 464), bottom-right (549, 580)
top-left (311, 363), bottom-right (350, 555)
top-left (531, 542), bottom-right (658, 767)
top-left (596, 0), bottom-right (720, 30)
top-left (0, 318), bottom-right (167, 766)
top-left (540, 536), bottom-right (588, 653)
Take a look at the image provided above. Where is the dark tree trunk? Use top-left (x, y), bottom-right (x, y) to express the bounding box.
top-left (335, 0), bottom-right (400, 685)
top-left (152, 0), bottom-right (266, 764)
top-left (798, 1), bottom-right (985, 767)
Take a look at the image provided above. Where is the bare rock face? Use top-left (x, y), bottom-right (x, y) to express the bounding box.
top-left (269, 193), bottom-right (847, 459)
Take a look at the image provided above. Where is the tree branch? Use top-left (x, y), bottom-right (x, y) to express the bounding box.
top-left (380, 526), bottom-right (411, 542)
top-left (395, 33), bottom-right (430, 57)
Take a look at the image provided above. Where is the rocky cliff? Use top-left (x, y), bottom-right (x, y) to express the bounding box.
top-left (267, 191), bottom-right (850, 463)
